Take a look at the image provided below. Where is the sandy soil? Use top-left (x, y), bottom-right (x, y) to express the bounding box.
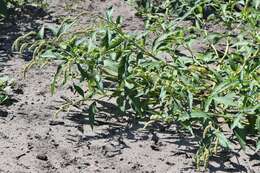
top-left (0, 0), bottom-right (260, 172)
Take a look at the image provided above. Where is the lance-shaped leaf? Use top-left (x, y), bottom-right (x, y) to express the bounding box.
top-left (204, 80), bottom-right (239, 112)
top-left (215, 130), bottom-right (234, 150)
top-left (256, 139), bottom-right (260, 152)
top-left (51, 64), bottom-right (62, 95)
top-left (88, 102), bottom-right (97, 130)
top-left (73, 84), bottom-right (84, 98)
top-left (37, 25), bottom-right (45, 39)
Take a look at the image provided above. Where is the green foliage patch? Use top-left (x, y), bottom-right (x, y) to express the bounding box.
top-left (0, 76), bottom-right (13, 104)
top-left (14, 0), bottom-right (259, 169)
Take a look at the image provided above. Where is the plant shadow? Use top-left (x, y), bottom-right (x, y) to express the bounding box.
top-left (63, 99), bottom-right (258, 172)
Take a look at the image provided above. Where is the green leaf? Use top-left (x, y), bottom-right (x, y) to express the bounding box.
top-left (37, 25), bottom-right (45, 39)
top-left (116, 16), bottom-right (122, 24)
top-left (116, 96), bottom-right (126, 112)
top-left (73, 84), bottom-right (84, 98)
top-left (256, 116), bottom-right (260, 133)
top-left (255, 0), bottom-right (259, 9)
top-left (94, 74), bottom-right (103, 91)
top-left (0, 94), bottom-right (8, 104)
top-left (231, 114), bottom-right (244, 129)
top-left (188, 91), bottom-right (193, 111)
top-left (46, 24), bottom-right (59, 36)
top-left (106, 6), bottom-right (113, 21)
top-left (40, 50), bottom-right (59, 59)
top-left (118, 54), bottom-right (129, 81)
top-left (0, 0), bottom-right (8, 17)
top-left (109, 37), bottom-right (124, 50)
top-left (214, 93), bottom-right (237, 107)
top-left (77, 63), bottom-right (88, 80)
top-left (204, 97), bottom-right (213, 112)
top-left (124, 80), bottom-right (134, 89)
top-left (57, 20), bottom-right (73, 37)
top-left (256, 139), bottom-right (260, 152)
top-left (88, 102), bottom-right (97, 130)
top-left (212, 81), bottom-right (239, 96)
top-left (103, 60), bottom-right (118, 76)
top-left (101, 30), bottom-right (112, 49)
top-left (51, 65), bottom-right (62, 95)
top-left (159, 87), bottom-right (166, 102)
top-left (128, 94), bottom-right (142, 115)
top-left (215, 130), bottom-right (234, 150)
top-left (190, 111), bottom-right (209, 119)
top-left (205, 80), bottom-right (239, 112)
top-left (152, 33), bottom-right (173, 52)
top-left (234, 128), bottom-right (246, 150)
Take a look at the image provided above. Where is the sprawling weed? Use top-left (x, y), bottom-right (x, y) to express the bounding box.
top-left (14, 0), bottom-right (259, 168)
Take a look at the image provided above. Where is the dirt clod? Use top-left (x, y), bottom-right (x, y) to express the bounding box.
top-left (49, 120), bottom-right (65, 126)
top-left (150, 144), bottom-right (160, 151)
top-left (36, 154), bottom-right (48, 161)
top-left (0, 110), bottom-right (8, 117)
top-left (166, 161), bottom-right (175, 166)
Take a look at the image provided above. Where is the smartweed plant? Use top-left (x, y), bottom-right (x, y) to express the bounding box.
top-left (132, 0), bottom-right (259, 29)
top-left (14, 0), bottom-right (259, 169)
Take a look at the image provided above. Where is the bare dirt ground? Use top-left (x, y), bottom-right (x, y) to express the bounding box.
top-left (0, 0), bottom-right (260, 172)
